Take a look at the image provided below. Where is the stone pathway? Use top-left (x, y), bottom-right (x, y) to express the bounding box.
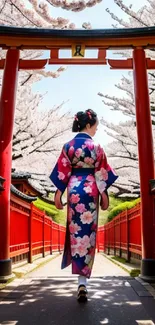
top-left (0, 254), bottom-right (155, 325)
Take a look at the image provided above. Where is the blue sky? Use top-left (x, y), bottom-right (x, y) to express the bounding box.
top-left (33, 0), bottom-right (148, 145)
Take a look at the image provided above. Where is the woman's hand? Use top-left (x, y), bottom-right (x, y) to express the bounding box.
top-left (54, 189), bottom-right (63, 210)
top-left (100, 191), bottom-right (109, 211)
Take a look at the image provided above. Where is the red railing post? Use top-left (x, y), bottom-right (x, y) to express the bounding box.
top-left (0, 49), bottom-right (19, 280)
top-left (28, 203), bottom-right (33, 263)
top-left (58, 224), bottom-right (60, 252)
top-left (119, 215), bottom-right (121, 257)
top-left (126, 209), bottom-right (130, 262)
top-left (114, 220), bottom-right (116, 256)
top-left (43, 212), bottom-right (45, 258)
top-left (133, 48), bottom-right (155, 281)
top-left (50, 219), bottom-right (53, 255)
top-left (107, 226), bottom-right (110, 255)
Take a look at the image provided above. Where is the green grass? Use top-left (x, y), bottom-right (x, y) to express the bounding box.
top-left (99, 195), bottom-right (124, 225)
top-left (111, 256), bottom-right (127, 264)
top-left (33, 198), bottom-right (66, 225)
top-left (107, 198), bottom-right (140, 222)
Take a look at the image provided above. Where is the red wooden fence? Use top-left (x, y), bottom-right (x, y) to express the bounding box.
top-left (97, 202), bottom-right (141, 261)
top-left (10, 193), bottom-right (66, 263)
top-left (10, 191), bottom-right (142, 264)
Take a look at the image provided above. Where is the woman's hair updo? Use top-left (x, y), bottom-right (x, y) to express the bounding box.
top-left (72, 109), bottom-right (97, 132)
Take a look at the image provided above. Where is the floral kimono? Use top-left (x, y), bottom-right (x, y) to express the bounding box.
top-left (50, 133), bottom-right (118, 278)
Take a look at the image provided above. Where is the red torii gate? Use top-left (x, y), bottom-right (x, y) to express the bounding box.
top-left (0, 26), bottom-right (155, 281)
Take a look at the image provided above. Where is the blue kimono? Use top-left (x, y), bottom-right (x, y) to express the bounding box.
top-left (50, 133), bottom-right (118, 278)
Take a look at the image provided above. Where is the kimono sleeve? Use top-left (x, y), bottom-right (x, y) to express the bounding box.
top-left (49, 145), bottom-right (72, 194)
top-left (95, 144), bottom-right (118, 194)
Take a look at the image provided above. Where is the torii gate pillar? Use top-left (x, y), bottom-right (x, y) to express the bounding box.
top-left (0, 49), bottom-right (19, 281)
top-left (133, 48), bottom-right (155, 281)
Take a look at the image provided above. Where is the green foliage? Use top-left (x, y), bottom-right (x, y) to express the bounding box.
top-left (33, 198), bottom-right (66, 225)
top-left (111, 256), bottom-right (127, 264)
top-left (130, 269), bottom-right (140, 277)
top-left (107, 198), bottom-right (140, 222)
top-left (99, 195), bottom-right (124, 225)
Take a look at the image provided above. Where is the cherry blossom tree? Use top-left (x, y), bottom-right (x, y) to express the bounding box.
top-left (98, 0), bottom-right (155, 198)
top-left (0, 0), bottom-right (102, 190)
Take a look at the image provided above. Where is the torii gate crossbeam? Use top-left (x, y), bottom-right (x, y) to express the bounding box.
top-left (0, 26), bottom-right (155, 282)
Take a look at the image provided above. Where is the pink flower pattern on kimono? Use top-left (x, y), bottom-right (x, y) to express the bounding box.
top-left (75, 148), bottom-right (83, 158)
top-left (58, 171), bottom-right (65, 180)
top-left (80, 211), bottom-right (93, 224)
top-left (79, 235), bottom-right (90, 248)
top-left (75, 203), bottom-right (86, 213)
top-left (77, 161), bottom-right (85, 167)
top-left (83, 185), bottom-right (92, 194)
top-left (86, 175), bottom-right (95, 182)
top-left (84, 157), bottom-right (94, 165)
top-left (84, 140), bottom-right (94, 150)
top-left (61, 157), bottom-right (68, 167)
top-left (96, 168), bottom-right (108, 181)
top-left (69, 222), bottom-right (81, 234)
top-left (77, 245), bottom-right (88, 257)
top-left (70, 194), bottom-right (80, 204)
top-left (68, 176), bottom-right (80, 188)
top-left (70, 235), bottom-right (78, 245)
top-left (68, 146), bottom-right (74, 158)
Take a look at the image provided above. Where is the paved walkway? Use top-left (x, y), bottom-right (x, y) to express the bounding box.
top-left (0, 254), bottom-right (155, 325)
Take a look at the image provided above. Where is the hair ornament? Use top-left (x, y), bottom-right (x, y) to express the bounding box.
top-left (87, 111), bottom-right (92, 119)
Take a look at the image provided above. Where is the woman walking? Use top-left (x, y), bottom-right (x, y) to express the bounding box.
top-left (50, 109), bottom-right (118, 302)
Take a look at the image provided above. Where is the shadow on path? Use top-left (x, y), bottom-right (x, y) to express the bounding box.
top-left (0, 276), bottom-right (155, 325)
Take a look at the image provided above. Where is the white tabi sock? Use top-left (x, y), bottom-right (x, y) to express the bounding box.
top-left (78, 275), bottom-right (87, 288)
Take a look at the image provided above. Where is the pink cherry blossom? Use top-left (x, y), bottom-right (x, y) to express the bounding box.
top-left (75, 203), bottom-right (86, 213)
top-left (86, 175), bottom-right (95, 182)
top-left (68, 146), bottom-right (74, 158)
top-left (95, 145), bottom-right (105, 158)
top-left (75, 148), bottom-right (83, 158)
top-left (84, 140), bottom-right (94, 150)
top-left (101, 168), bottom-right (108, 180)
top-left (70, 194), bottom-right (80, 204)
top-left (83, 185), bottom-right (92, 194)
top-left (61, 157), bottom-right (68, 167)
top-left (81, 235), bottom-right (91, 248)
top-left (69, 222), bottom-right (81, 234)
top-left (76, 161), bottom-right (84, 167)
top-left (80, 211), bottom-right (93, 224)
top-left (95, 161), bottom-right (100, 168)
top-left (77, 245), bottom-right (88, 257)
top-left (84, 157), bottom-right (94, 165)
top-left (95, 168), bottom-right (108, 181)
top-left (70, 235), bottom-right (78, 245)
top-left (58, 171), bottom-right (65, 180)
top-left (69, 176), bottom-right (80, 188)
